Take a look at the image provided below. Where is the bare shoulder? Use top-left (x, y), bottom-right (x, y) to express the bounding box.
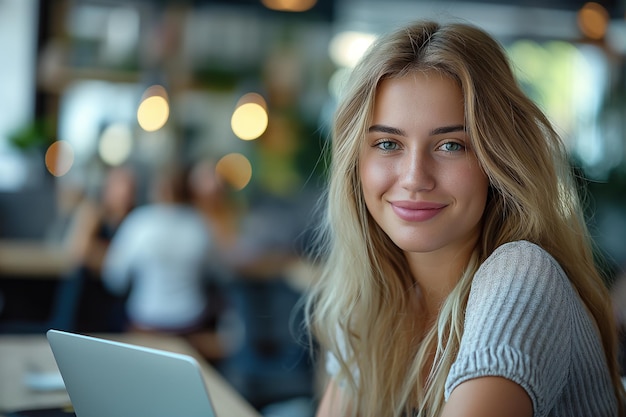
top-left (316, 378), bottom-right (353, 417)
top-left (441, 376), bottom-right (533, 417)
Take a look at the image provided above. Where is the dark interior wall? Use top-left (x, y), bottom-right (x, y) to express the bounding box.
top-left (0, 179), bottom-right (57, 240)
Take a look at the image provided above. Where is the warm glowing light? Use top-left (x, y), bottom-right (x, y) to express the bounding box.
top-left (137, 96), bottom-right (169, 132)
top-left (329, 31), bottom-right (377, 68)
top-left (231, 93), bottom-right (269, 140)
top-left (137, 84), bottom-right (170, 132)
top-left (215, 153), bottom-right (252, 191)
top-left (578, 2), bottom-right (609, 40)
top-left (98, 123), bottom-right (133, 166)
top-left (45, 141), bottom-right (75, 177)
top-left (262, 0), bottom-right (317, 12)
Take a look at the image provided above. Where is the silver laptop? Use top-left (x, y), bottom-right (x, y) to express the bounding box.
top-left (46, 329), bottom-right (217, 417)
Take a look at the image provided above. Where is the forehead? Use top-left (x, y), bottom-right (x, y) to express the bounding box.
top-left (371, 72), bottom-right (465, 129)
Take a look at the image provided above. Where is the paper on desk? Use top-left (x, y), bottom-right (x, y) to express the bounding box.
top-left (23, 371), bottom-right (66, 392)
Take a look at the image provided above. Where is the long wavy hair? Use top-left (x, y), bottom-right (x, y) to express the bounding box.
top-left (305, 20), bottom-right (625, 416)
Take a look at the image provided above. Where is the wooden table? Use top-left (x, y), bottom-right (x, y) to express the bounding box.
top-left (0, 240), bottom-right (72, 278)
top-left (0, 333), bottom-right (260, 417)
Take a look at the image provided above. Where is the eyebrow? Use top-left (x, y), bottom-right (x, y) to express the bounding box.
top-left (429, 124), bottom-right (465, 135)
top-left (368, 124), bottom-right (466, 136)
top-left (368, 124), bottom-right (406, 136)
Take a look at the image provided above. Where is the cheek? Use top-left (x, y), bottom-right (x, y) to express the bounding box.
top-left (359, 156), bottom-right (394, 200)
top-left (455, 168), bottom-right (489, 209)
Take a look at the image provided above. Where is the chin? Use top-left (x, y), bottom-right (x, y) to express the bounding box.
top-left (392, 237), bottom-right (443, 254)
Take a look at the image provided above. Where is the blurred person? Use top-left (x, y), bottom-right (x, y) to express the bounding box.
top-left (101, 163), bottom-right (225, 360)
top-left (188, 156), bottom-right (317, 416)
top-left (305, 19), bottom-right (625, 417)
top-left (220, 193), bottom-right (317, 417)
top-left (188, 157), bottom-right (242, 254)
top-left (185, 157), bottom-right (246, 361)
top-left (55, 164), bottom-right (138, 332)
top-left (65, 165), bottom-right (137, 274)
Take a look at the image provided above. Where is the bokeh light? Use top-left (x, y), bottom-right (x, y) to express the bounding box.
top-left (215, 153), bottom-right (252, 190)
top-left (45, 140), bottom-right (75, 177)
top-left (262, 0), bottom-right (317, 12)
top-left (329, 31), bottom-right (376, 68)
top-left (231, 92), bottom-right (269, 140)
top-left (137, 84), bottom-right (170, 132)
top-left (577, 2), bottom-right (609, 40)
top-left (98, 123), bottom-right (133, 166)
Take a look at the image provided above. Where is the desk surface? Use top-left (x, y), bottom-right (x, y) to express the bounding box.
top-left (0, 240), bottom-right (72, 278)
top-left (0, 333), bottom-right (260, 417)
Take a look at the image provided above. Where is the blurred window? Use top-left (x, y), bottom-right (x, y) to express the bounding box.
top-left (0, 0), bottom-right (39, 191)
top-left (507, 39), bottom-right (615, 179)
top-left (58, 80), bottom-right (140, 167)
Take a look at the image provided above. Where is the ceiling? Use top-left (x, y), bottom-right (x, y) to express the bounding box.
top-left (72, 0), bottom-right (626, 22)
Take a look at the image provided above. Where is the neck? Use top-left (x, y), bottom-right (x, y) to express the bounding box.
top-left (406, 236), bottom-right (478, 318)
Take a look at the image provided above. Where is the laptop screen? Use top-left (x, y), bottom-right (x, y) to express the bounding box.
top-left (46, 329), bottom-right (217, 417)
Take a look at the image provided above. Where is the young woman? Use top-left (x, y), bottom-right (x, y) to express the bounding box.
top-left (305, 20), bottom-right (625, 417)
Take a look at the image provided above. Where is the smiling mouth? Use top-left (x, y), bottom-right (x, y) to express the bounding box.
top-left (391, 203), bottom-right (446, 222)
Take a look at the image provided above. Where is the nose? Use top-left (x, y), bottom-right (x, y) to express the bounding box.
top-left (398, 151), bottom-right (435, 192)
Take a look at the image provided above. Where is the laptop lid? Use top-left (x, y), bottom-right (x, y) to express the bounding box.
top-left (46, 329), bottom-right (217, 417)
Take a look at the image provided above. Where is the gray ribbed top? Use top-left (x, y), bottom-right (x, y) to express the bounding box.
top-left (445, 240), bottom-right (618, 416)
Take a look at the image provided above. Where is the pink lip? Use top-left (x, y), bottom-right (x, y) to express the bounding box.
top-left (391, 201), bottom-right (446, 222)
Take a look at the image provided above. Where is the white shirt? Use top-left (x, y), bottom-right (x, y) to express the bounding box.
top-left (102, 204), bottom-right (214, 330)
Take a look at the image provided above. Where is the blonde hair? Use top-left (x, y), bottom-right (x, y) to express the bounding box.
top-left (305, 20), bottom-right (625, 416)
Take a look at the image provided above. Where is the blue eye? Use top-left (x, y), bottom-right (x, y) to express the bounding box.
top-left (376, 140), bottom-right (398, 151)
top-left (440, 142), bottom-right (464, 152)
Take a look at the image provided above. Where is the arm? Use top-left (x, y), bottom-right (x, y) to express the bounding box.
top-left (63, 200), bottom-right (101, 265)
top-left (316, 378), bottom-right (354, 417)
top-left (441, 376), bottom-right (532, 417)
top-left (445, 241), bottom-right (573, 416)
top-left (101, 212), bottom-right (139, 295)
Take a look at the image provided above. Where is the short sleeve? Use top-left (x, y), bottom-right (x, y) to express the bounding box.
top-left (101, 209), bottom-right (144, 294)
top-left (326, 350), bottom-right (341, 376)
top-left (324, 326), bottom-right (360, 386)
top-left (445, 241), bottom-right (573, 417)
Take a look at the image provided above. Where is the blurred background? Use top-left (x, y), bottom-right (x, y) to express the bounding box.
top-left (0, 0), bottom-right (625, 415)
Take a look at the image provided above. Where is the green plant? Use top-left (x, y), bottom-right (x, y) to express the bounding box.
top-left (8, 119), bottom-right (56, 150)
